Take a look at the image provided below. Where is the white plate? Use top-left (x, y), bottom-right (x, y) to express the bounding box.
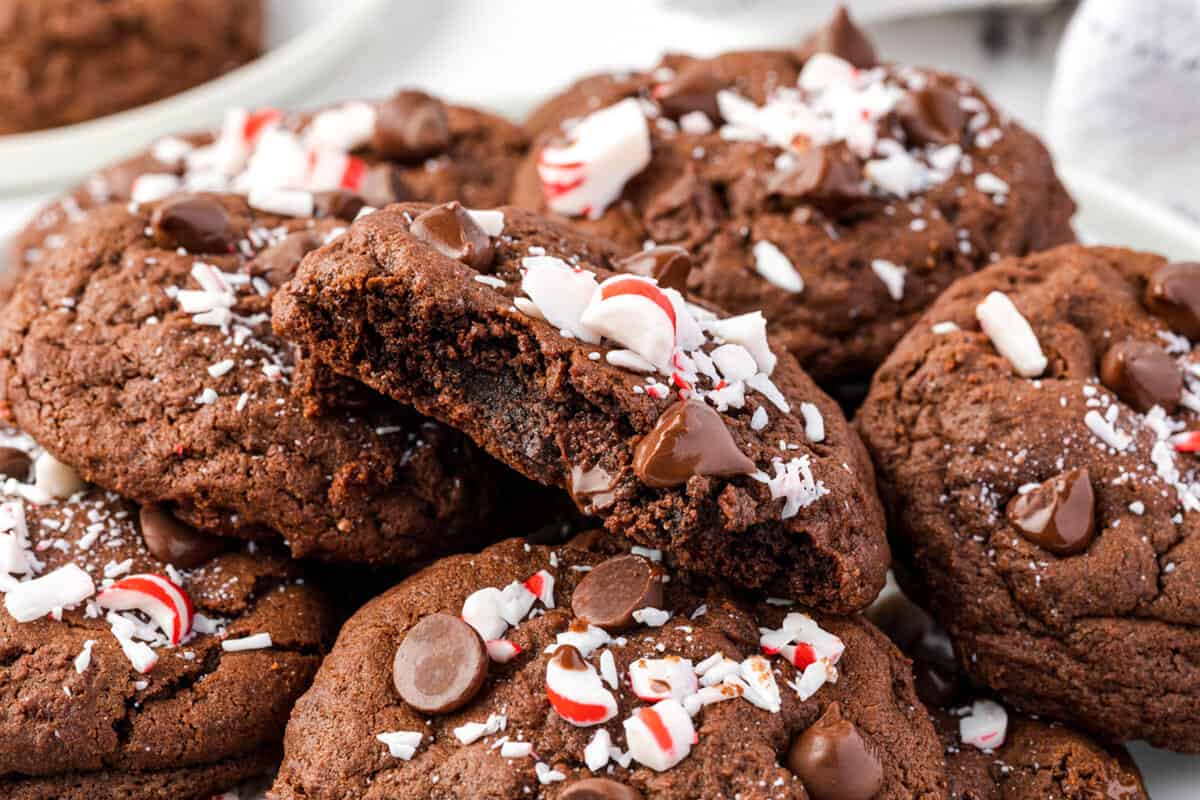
top-left (0, 0), bottom-right (389, 194)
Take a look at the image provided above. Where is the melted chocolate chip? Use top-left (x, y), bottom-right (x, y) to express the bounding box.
top-left (551, 643), bottom-right (590, 673)
top-left (359, 163), bottom-right (411, 208)
top-left (895, 86), bottom-right (968, 146)
top-left (1100, 340), bottom-right (1183, 413)
top-left (150, 194), bottom-right (236, 254)
top-left (787, 702), bottom-right (884, 800)
top-left (616, 246), bottom-right (693, 293)
top-left (251, 230), bottom-right (321, 288)
top-left (560, 778), bottom-right (643, 800)
top-left (1006, 468), bottom-right (1095, 556)
top-left (392, 613), bottom-right (488, 714)
top-left (372, 90), bottom-right (451, 160)
top-left (409, 202), bottom-right (494, 271)
top-left (633, 400), bottom-right (757, 488)
top-left (312, 190), bottom-right (366, 221)
top-left (796, 6), bottom-right (878, 69)
top-left (572, 554), bottom-right (664, 631)
top-left (0, 446), bottom-right (31, 481)
top-left (138, 504), bottom-right (225, 569)
top-left (767, 143), bottom-right (866, 211)
top-left (654, 62), bottom-right (726, 123)
top-left (1145, 262), bottom-right (1200, 339)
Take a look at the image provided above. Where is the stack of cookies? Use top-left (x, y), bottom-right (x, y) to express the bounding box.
top-left (0, 7), bottom-right (1184, 799)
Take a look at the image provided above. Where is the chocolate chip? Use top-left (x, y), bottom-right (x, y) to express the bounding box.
top-left (653, 62), bottom-right (726, 123)
top-left (787, 702), bottom-right (884, 800)
top-left (560, 778), bottom-right (643, 800)
top-left (138, 504), bottom-right (225, 569)
top-left (359, 163), bottom-right (411, 208)
top-left (1146, 261), bottom-right (1200, 339)
top-left (251, 230), bottom-right (321, 288)
top-left (0, 447), bottom-right (31, 481)
top-left (372, 90), bottom-right (451, 160)
top-left (392, 613), bottom-right (488, 714)
top-left (895, 87), bottom-right (967, 146)
top-left (796, 6), bottom-right (878, 69)
top-left (1006, 468), bottom-right (1095, 556)
top-left (617, 246), bottom-right (693, 293)
top-left (572, 554), bottom-right (663, 631)
top-left (634, 400), bottom-right (756, 488)
top-left (150, 194), bottom-right (236, 254)
top-left (312, 190), bottom-right (365, 221)
top-left (1100, 340), bottom-right (1183, 413)
top-left (410, 202), bottom-right (494, 271)
top-left (767, 143), bottom-right (866, 211)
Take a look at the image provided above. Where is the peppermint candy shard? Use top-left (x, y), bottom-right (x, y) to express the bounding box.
top-left (581, 276), bottom-right (678, 369)
top-left (538, 97), bottom-right (651, 218)
top-left (975, 291), bottom-right (1047, 378)
top-left (523, 569), bottom-right (556, 608)
top-left (628, 656), bottom-right (698, 702)
top-left (737, 655), bottom-right (782, 712)
top-left (4, 563), bottom-right (95, 623)
top-left (462, 586), bottom-right (509, 641)
top-left (959, 699), bottom-right (1009, 751)
top-left (623, 699), bottom-right (697, 771)
top-left (486, 639), bottom-right (522, 663)
top-left (96, 573), bottom-right (194, 645)
top-left (545, 644), bottom-right (618, 727)
top-left (683, 683), bottom-right (743, 716)
top-left (519, 256), bottom-right (601, 343)
top-left (377, 730), bottom-right (422, 760)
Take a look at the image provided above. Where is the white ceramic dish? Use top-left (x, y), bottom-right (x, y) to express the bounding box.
top-left (0, 0), bottom-right (389, 194)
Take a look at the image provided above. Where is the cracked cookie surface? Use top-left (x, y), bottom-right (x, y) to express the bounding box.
top-left (859, 244), bottom-right (1200, 750)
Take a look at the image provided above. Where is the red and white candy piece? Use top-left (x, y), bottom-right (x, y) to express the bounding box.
top-left (552, 622), bottom-right (612, 658)
top-left (1172, 431), bottom-right (1200, 453)
top-left (486, 639), bottom-right (522, 663)
top-left (760, 612), bottom-right (845, 665)
top-left (975, 291), bottom-right (1047, 378)
top-left (959, 699), bottom-right (1008, 751)
top-left (4, 563), bottom-right (95, 622)
top-left (304, 149), bottom-right (368, 193)
top-left (96, 573), bottom-right (194, 645)
top-left (462, 586), bottom-right (509, 641)
top-left (623, 698), bottom-right (697, 771)
top-left (305, 101), bottom-right (377, 152)
top-left (581, 275), bottom-right (677, 369)
top-left (524, 570), bottom-right (555, 608)
top-left (519, 256), bottom-right (600, 343)
top-left (628, 656), bottom-right (698, 702)
top-left (683, 683), bottom-right (743, 716)
top-left (545, 645), bottom-right (618, 727)
top-left (736, 655), bottom-right (782, 712)
top-left (537, 97), bottom-right (651, 218)
top-left (706, 312), bottom-right (777, 376)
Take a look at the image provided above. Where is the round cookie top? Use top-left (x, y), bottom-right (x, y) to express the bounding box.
top-left (274, 201), bottom-right (888, 611)
top-left (511, 8), bottom-right (1075, 389)
top-left (0, 193), bottom-right (502, 564)
top-left (12, 88), bottom-right (526, 272)
top-left (0, 0), bottom-right (263, 135)
top-left (271, 537), bottom-right (947, 800)
top-left (859, 244), bottom-right (1200, 751)
top-left (867, 591), bottom-right (1148, 800)
top-left (0, 427), bottom-right (331, 785)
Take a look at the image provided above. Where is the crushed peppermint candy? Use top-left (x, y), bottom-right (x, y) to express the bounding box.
top-left (377, 730), bottom-right (423, 760)
top-left (959, 699), bottom-right (1008, 751)
top-left (975, 291), bottom-right (1047, 378)
top-left (5, 563), bottom-right (95, 622)
top-left (221, 632), bottom-right (273, 652)
top-left (870, 259), bottom-right (906, 301)
top-left (753, 240), bottom-right (804, 294)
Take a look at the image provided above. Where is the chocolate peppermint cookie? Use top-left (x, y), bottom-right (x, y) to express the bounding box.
top-left (0, 0), bottom-right (262, 134)
top-left (859, 244), bottom-right (1200, 750)
top-left (11, 88), bottom-right (526, 276)
top-left (511, 7), bottom-right (1075, 392)
top-left (274, 202), bottom-right (888, 611)
top-left (867, 590), bottom-right (1148, 800)
top-left (272, 537), bottom-right (947, 799)
top-left (0, 428), bottom-right (331, 799)
top-left (0, 194), bottom-right (505, 565)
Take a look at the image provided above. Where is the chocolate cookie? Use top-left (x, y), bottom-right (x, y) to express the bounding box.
top-left (0, 194), bottom-right (506, 565)
top-left (11, 88), bottom-right (527, 277)
top-left (858, 244), bottom-right (1200, 750)
top-left (0, 427), bottom-right (331, 799)
top-left (867, 590), bottom-right (1149, 800)
top-left (273, 202), bottom-right (889, 611)
top-left (0, 0), bottom-right (262, 134)
top-left (510, 8), bottom-right (1075, 393)
top-left (271, 537), bottom-right (947, 799)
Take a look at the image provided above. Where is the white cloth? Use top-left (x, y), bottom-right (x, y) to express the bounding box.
top-left (1048, 0), bottom-right (1200, 222)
